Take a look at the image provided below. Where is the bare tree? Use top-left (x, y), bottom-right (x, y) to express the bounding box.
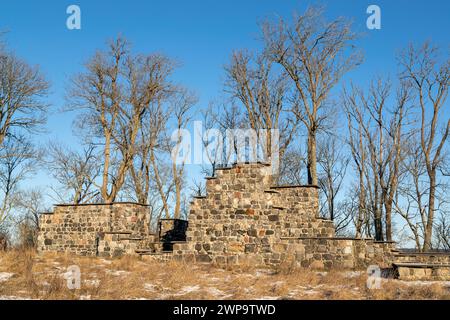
top-left (224, 50), bottom-right (298, 161)
top-left (46, 143), bottom-right (100, 204)
top-left (0, 136), bottom-right (39, 227)
top-left (343, 78), bottom-right (411, 241)
top-left (198, 103), bottom-right (224, 177)
top-left (0, 39), bottom-right (48, 232)
top-left (334, 194), bottom-right (359, 236)
top-left (262, 6), bottom-right (361, 185)
top-left (17, 188), bottom-right (49, 229)
top-left (344, 101), bottom-right (367, 238)
top-left (395, 136), bottom-right (449, 251)
top-left (317, 135), bottom-right (349, 221)
top-left (190, 179), bottom-right (206, 197)
top-left (165, 89), bottom-right (196, 219)
top-left (129, 88), bottom-right (196, 218)
top-left (434, 211), bottom-right (450, 250)
top-left (15, 188), bottom-right (50, 247)
top-left (399, 43), bottom-right (450, 250)
top-left (129, 95), bottom-right (170, 204)
top-left (394, 139), bottom-right (429, 249)
top-left (277, 146), bottom-right (306, 185)
top-left (68, 37), bottom-right (175, 203)
top-left (0, 47), bottom-right (49, 147)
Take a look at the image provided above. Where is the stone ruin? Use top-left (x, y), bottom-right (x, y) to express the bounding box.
top-left (37, 162), bottom-right (450, 280)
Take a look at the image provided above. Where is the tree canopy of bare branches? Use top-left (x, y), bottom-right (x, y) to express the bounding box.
top-left (0, 47), bottom-right (49, 147)
top-left (398, 43), bottom-right (449, 250)
top-left (343, 77), bottom-right (412, 241)
top-left (68, 37), bottom-right (177, 203)
top-left (261, 6), bottom-right (362, 185)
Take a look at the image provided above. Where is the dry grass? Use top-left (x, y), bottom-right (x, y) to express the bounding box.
top-left (0, 250), bottom-right (449, 300)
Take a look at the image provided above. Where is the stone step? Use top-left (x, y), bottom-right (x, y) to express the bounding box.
top-left (135, 249), bottom-right (155, 254)
top-left (264, 189), bottom-right (280, 194)
top-left (119, 236), bottom-right (144, 241)
top-left (393, 262), bottom-right (450, 268)
top-left (104, 231), bottom-right (133, 235)
top-left (137, 251), bottom-right (173, 255)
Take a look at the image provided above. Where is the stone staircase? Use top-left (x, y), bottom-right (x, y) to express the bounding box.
top-left (96, 219), bottom-right (188, 261)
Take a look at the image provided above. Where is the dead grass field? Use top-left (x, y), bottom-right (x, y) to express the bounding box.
top-left (0, 250), bottom-right (449, 300)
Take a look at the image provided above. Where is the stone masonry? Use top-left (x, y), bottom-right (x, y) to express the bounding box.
top-left (172, 162), bottom-right (396, 269)
top-left (37, 203), bottom-right (150, 256)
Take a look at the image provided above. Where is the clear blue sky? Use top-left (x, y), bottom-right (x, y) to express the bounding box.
top-left (1, 0), bottom-right (449, 202)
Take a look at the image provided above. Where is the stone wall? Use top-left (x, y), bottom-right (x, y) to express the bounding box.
top-left (393, 252), bottom-right (450, 265)
top-left (173, 162), bottom-right (394, 268)
top-left (37, 203), bottom-right (150, 256)
top-left (279, 238), bottom-right (395, 269)
top-left (392, 251), bottom-right (450, 280)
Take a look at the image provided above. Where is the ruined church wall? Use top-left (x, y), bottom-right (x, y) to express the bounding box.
top-left (37, 203), bottom-right (149, 256)
top-left (173, 163), bottom-right (337, 266)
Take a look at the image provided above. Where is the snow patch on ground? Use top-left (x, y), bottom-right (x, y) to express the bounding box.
top-left (344, 271), bottom-right (363, 278)
top-left (144, 283), bottom-right (157, 292)
top-left (208, 277), bottom-right (222, 282)
top-left (0, 272), bottom-right (14, 282)
top-left (0, 295), bottom-right (33, 300)
top-left (257, 296), bottom-right (280, 300)
top-left (302, 290), bottom-right (320, 295)
top-left (395, 280), bottom-right (450, 287)
top-left (83, 279), bottom-right (100, 287)
top-left (255, 269), bottom-right (274, 277)
top-left (205, 287), bottom-right (233, 298)
top-left (107, 270), bottom-right (130, 276)
top-left (179, 285), bottom-right (200, 294)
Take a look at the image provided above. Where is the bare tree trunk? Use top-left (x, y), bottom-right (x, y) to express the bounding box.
top-left (101, 130), bottom-right (112, 202)
top-left (384, 201), bottom-right (393, 242)
top-left (173, 163), bottom-right (181, 219)
top-left (150, 150), bottom-right (170, 219)
top-left (423, 173), bottom-right (436, 251)
top-left (307, 131), bottom-right (318, 185)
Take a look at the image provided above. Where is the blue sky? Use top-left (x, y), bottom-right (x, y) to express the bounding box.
top-left (1, 0), bottom-right (449, 204)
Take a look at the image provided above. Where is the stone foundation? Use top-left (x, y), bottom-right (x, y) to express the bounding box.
top-left (36, 162), bottom-right (448, 280)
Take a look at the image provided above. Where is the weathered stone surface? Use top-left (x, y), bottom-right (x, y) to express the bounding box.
top-left (172, 162), bottom-right (396, 268)
top-left (38, 162), bottom-right (404, 273)
top-left (37, 203), bottom-right (150, 257)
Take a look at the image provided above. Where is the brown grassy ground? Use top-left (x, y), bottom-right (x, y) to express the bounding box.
top-left (0, 250), bottom-right (449, 300)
